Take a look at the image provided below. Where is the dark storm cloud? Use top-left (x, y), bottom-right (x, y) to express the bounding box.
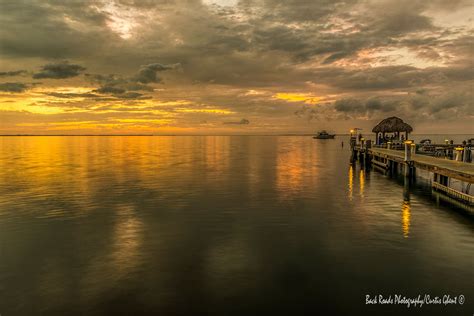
top-left (92, 85), bottom-right (151, 100)
top-left (223, 118), bottom-right (250, 125)
top-left (0, 70), bottom-right (27, 77)
top-left (0, 82), bottom-right (29, 92)
top-left (33, 61), bottom-right (86, 79)
top-left (85, 74), bottom-right (123, 85)
top-left (1, 0), bottom-right (473, 132)
top-left (369, 10), bottom-right (434, 36)
top-left (133, 63), bottom-right (181, 84)
top-left (0, 0), bottom-right (114, 59)
top-left (308, 65), bottom-right (473, 91)
top-left (94, 86), bottom-right (126, 95)
top-left (44, 92), bottom-right (100, 99)
top-left (294, 105), bottom-right (319, 121)
top-left (2, 0), bottom-right (470, 87)
top-left (239, 0), bottom-right (359, 23)
top-left (334, 98), bottom-right (397, 114)
top-left (124, 83), bottom-right (154, 92)
top-left (119, 92), bottom-right (151, 99)
top-left (406, 91), bottom-right (473, 116)
top-left (236, 0), bottom-right (441, 64)
top-left (83, 62), bottom-right (179, 100)
top-left (332, 88), bottom-right (473, 120)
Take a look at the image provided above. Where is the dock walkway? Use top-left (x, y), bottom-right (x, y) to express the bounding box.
top-left (369, 147), bottom-right (474, 183)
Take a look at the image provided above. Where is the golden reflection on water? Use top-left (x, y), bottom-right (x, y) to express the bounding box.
top-left (204, 136), bottom-right (230, 173)
top-left (111, 205), bottom-right (143, 277)
top-left (275, 139), bottom-right (319, 201)
top-left (348, 165), bottom-right (354, 200)
top-left (276, 150), bottom-right (304, 199)
top-left (402, 201), bottom-right (411, 238)
top-left (79, 204), bottom-right (144, 299)
top-left (359, 169), bottom-right (365, 198)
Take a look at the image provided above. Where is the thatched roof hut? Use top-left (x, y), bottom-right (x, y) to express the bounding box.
top-left (372, 117), bottom-right (413, 133)
top-left (373, 117), bottom-right (413, 144)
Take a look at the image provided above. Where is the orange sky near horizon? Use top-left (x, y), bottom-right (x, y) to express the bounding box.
top-left (1, 0), bottom-right (473, 135)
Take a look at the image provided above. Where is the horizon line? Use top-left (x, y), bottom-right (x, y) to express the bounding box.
top-left (0, 133), bottom-right (472, 137)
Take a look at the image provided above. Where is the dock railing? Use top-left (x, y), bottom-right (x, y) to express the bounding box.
top-left (371, 142), bottom-right (473, 163)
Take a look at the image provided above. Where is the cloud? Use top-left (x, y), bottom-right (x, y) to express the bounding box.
top-left (0, 82), bottom-right (29, 92)
top-left (85, 62), bottom-right (179, 100)
top-left (124, 83), bottom-right (155, 91)
top-left (92, 85), bottom-right (151, 100)
top-left (334, 98), bottom-right (364, 113)
top-left (1, 0), bottom-right (473, 133)
top-left (33, 61), bottom-right (85, 79)
top-left (406, 90), bottom-right (473, 117)
top-left (332, 89), bottom-right (473, 120)
top-left (0, 1), bottom-right (113, 59)
top-left (94, 86), bottom-right (126, 95)
top-left (334, 97), bottom-right (399, 115)
top-left (119, 92), bottom-right (151, 99)
top-left (223, 118), bottom-right (250, 125)
top-left (44, 92), bottom-right (100, 99)
top-left (0, 70), bottom-right (27, 77)
top-left (133, 63), bottom-right (181, 84)
top-left (294, 105), bottom-right (319, 121)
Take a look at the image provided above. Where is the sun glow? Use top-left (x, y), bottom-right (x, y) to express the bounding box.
top-left (101, 3), bottom-right (140, 39)
top-left (274, 93), bottom-right (322, 104)
top-left (175, 108), bottom-right (235, 114)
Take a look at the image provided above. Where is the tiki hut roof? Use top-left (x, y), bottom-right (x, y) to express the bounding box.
top-left (372, 116), bottom-right (413, 133)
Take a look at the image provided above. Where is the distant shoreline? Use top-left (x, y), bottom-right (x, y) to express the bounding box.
top-left (0, 134), bottom-right (472, 137)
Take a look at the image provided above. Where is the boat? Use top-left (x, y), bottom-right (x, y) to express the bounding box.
top-left (313, 130), bottom-right (336, 139)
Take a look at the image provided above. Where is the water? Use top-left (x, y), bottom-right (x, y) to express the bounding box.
top-left (0, 136), bottom-right (472, 315)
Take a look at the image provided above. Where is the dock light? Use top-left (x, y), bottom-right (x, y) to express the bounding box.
top-left (455, 147), bottom-right (464, 151)
top-left (411, 143), bottom-right (416, 146)
top-left (360, 138), bottom-right (365, 141)
top-left (445, 139), bottom-right (449, 144)
top-left (350, 129), bottom-right (354, 134)
top-left (404, 140), bottom-right (413, 144)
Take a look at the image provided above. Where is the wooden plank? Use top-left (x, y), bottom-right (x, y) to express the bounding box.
top-left (432, 182), bottom-right (474, 205)
top-left (432, 190), bottom-right (474, 213)
top-left (372, 159), bottom-right (388, 169)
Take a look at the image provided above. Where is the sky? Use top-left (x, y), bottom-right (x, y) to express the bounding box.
top-left (0, 0), bottom-right (473, 135)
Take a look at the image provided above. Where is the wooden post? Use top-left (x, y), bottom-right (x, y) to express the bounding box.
top-left (455, 147), bottom-right (463, 162)
top-left (404, 142), bottom-right (412, 162)
top-left (404, 163), bottom-right (411, 177)
top-left (463, 147), bottom-right (471, 163)
top-left (403, 176), bottom-right (410, 201)
top-left (404, 141), bottom-right (413, 178)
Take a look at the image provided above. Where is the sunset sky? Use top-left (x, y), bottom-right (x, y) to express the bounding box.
top-left (0, 0), bottom-right (473, 135)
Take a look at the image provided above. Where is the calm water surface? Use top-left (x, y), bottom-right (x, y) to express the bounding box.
top-left (0, 136), bottom-right (473, 315)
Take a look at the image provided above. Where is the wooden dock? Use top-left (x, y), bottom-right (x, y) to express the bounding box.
top-left (369, 147), bottom-right (474, 183)
top-left (352, 144), bottom-right (474, 206)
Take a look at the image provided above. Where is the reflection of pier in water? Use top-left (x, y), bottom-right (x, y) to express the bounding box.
top-left (347, 162), bottom-right (414, 238)
top-left (351, 142), bottom-right (473, 209)
top-left (347, 158), bottom-right (474, 239)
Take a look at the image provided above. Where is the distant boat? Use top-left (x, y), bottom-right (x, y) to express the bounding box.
top-left (313, 130), bottom-right (336, 139)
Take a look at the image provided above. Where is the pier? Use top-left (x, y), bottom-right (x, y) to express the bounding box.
top-left (350, 117), bottom-right (474, 207)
